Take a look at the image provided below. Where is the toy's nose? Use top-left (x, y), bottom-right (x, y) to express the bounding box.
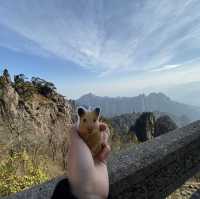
top-left (88, 126), bottom-right (92, 131)
top-left (88, 126), bottom-right (93, 132)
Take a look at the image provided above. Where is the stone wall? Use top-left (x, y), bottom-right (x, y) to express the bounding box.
top-left (2, 120), bottom-right (200, 199)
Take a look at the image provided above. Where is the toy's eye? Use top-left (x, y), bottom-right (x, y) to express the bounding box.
top-left (93, 119), bottom-right (96, 122)
top-left (83, 118), bottom-right (87, 122)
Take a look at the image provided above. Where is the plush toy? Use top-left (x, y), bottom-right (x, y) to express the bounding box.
top-left (77, 106), bottom-right (102, 157)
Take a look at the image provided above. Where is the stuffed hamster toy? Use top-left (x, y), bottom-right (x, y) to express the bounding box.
top-left (77, 106), bottom-right (102, 157)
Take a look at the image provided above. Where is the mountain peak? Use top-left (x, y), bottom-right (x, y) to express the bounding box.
top-left (80, 92), bottom-right (96, 98)
top-left (148, 92), bottom-right (170, 100)
top-left (86, 92), bottom-right (95, 96)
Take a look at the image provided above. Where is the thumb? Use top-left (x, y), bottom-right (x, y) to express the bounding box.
top-left (68, 126), bottom-right (94, 173)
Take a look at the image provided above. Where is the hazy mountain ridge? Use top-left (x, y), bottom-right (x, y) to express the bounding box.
top-left (76, 92), bottom-right (200, 121)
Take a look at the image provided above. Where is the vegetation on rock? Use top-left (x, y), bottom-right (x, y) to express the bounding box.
top-left (31, 77), bottom-right (56, 98)
top-left (155, 115), bottom-right (178, 137)
top-left (0, 151), bottom-right (48, 197)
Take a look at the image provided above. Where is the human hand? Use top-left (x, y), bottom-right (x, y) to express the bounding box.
top-left (67, 123), bottom-right (111, 199)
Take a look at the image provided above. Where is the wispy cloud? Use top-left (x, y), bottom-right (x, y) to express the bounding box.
top-left (69, 61), bottom-right (200, 98)
top-left (0, 0), bottom-right (200, 75)
top-left (151, 64), bottom-right (181, 72)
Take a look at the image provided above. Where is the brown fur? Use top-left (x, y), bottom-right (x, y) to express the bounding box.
top-left (77, 108), bottom-right (102, 157)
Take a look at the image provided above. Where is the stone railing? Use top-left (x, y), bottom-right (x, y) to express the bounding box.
top-left (2, 120), bottom-right (200, 199)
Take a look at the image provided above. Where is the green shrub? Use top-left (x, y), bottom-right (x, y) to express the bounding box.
top-left (0, 151), bottom-right (49, 197)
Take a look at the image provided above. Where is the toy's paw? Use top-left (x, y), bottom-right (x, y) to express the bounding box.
top-left (99, 123), bottom-right (110, 136)
top-left (99, 123), bottom-right (107, 131)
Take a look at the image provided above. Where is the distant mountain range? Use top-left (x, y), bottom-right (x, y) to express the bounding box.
top-left (76, 92), bottom-right (200, 121)
top-left (165, 81), bottom-right (200, 107)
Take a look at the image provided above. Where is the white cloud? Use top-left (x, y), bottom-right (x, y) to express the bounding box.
top-left (0, 0), bottom-right (200, 75)
top-left (151, 64), bottom-right (181, 72)
top-left (66, 61), bottom-right (200, 99)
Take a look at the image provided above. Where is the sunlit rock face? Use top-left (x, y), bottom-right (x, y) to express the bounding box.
top-left (0, 69), bottom-right (19, 116)
top-left (0, 69), bottom-right (73, 168)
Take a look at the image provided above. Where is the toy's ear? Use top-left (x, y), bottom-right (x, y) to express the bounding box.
top-left (94, 107), bottom-right (101, 117)
top-left (77, 107), bottom-right (86, 117)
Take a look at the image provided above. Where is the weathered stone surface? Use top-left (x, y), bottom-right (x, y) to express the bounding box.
top-left (1, 121), bottom-right (200, 199)
top-left (108, 120), bottom-right (200, 198)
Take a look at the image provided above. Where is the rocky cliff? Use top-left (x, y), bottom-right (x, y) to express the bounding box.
top-left (0, 69), bottom-right (74, 169)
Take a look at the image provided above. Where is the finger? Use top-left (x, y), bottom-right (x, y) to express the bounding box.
top-left (98, 145), bottom-right (111, 163)
top-left (96, 144), bottom-right (111, 163)
top-left (99, 123), bottom-right (108, 131)
top-left (69, 126), bottom-right (90, 152)
top-left (68, 126), bottom-right (95, 175)
top-left (100, 124), bottom-right (110, 137)
top-left (101, 131), bottom-right (107, 144)
top-left (101, 130), bottom-right (110, 144)
top-left (68, 126), bottom-right (94, 163)
top-left (69, 125), bottom-right (86, 143)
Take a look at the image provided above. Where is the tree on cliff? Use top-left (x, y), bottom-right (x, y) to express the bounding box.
top-left (31, 77), bottom-right (56, 97)
top-left (3, 69), bottom-right (11, 83)
top-left (14, 74), bottom-right (28, 84)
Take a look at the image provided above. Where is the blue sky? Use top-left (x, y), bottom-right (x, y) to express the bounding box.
top-left (0, 0), bottom-right (200, 105)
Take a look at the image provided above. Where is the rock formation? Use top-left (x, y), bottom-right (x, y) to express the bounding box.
top-left (0, 69), bottom-right (73, 169)
top-left (129, 112), bottom-right (156, 142)
top-left (155, 115), bottom-right (178, 137)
